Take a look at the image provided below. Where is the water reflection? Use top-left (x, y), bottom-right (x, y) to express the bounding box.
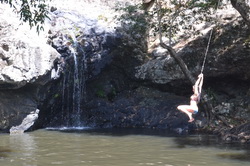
top-left (55, 127), bottom-right (250, 163)
top-left (217, 152), bottom-right (250, 161)
top-left (174, 134), bottom-right (250, 149)
top-left (173, 134), bottom-right (250, 162)
top-left (0, 146), bottom-right (11, 158)
top-left (173, 134), bottom-right (221, 148)
top-left (48, 127), bottom-right (178, 137)
top-left (9, 133), bottom-right (37, 166)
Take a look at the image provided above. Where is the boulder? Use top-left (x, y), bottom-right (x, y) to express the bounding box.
top-left (0, 4), bottom-right (60, 130)
top-left (0, 5), bottom-right (60, 89)
top-left (9, 109), bottom-right (40, 134)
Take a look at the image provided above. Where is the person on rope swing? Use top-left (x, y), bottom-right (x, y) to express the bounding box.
top-left (177, 73), bottom-right (204, 122)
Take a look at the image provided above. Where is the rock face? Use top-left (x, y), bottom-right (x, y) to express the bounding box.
top-left (220, 122), bottom-right (250, 143)
top-left (83, 86), bottom-right (195, 131)
top-left (0, 6), bottom-right (60, 89)
top-left (37, 0), bottom-right (148, 127)
top-left (0, 4), bottom-right (60, 131)
top-left (0, 26), bottom-right (59, 88)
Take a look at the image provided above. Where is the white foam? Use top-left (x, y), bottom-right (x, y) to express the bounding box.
top-left (46, 126), bottom-right (91, 130)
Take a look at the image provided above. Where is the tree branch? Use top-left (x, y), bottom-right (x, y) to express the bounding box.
top-left (156, 0), bottom-right (195, 84)
top-left (230, 0), bottom-right (250, 28)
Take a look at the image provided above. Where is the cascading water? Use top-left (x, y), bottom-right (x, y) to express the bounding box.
top-left (60, 31), bottom-right (86, 127)
top-left (49, 28), bottom-right (112, 128)
top-left (61, 74), bottom-right (67, 126)
top-left (71, 48), bottom-right (82, 126)
top-left (45, 0), bottom-right (120, 130)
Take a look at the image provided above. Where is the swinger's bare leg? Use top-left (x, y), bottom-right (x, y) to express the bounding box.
top-left (177, 105), bottom-right (194, 122)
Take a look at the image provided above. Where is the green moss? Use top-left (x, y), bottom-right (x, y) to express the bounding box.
top-left (96, 89), bottom-right (106, 98)
top-left (95, 85), bottom-right (106, 98)
top-left (244, 34), bottom-right (250, 44)
top-left (54, 93), bottom-right (60, 98)
top-left (98, 15), bottom-right (108, 22)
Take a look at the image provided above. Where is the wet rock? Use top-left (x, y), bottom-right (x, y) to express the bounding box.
top-left (220, 122), bottom-right (250, 143)
top-left (83, 86), bottom-right (201, 132)
top-left (9, 109), bottom-right (40, 134)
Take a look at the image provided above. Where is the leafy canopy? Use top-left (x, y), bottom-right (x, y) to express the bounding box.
top-left (0, 0), bottom-right (49, 33)
top-left (153, 0), bottom-right (220, 44)
top-left (116, 0), bottom-right (220, 45)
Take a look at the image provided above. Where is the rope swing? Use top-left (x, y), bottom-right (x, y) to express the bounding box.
top-left (201, 29), bottom-right (213, 73)
top-left (200, 0), bottom-right (221, 74)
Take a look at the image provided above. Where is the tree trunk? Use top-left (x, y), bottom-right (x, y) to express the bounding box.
top-left (160, 43), bottom-right (196, 84)
top-left (230, 0), bottom-right (250, 28)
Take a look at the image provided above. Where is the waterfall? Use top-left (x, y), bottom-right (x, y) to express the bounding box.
top-left (72, 51), bottom-right (81, 126)
top-left (63, 31), bottom-right (84, 127)
top-left (45, 0), bottom-right (121, 129)
top-left (61, 74), bottom-right (67, 126)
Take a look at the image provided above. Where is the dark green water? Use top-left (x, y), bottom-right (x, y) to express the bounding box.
top-left (0, 128), bottom-right (249, 166)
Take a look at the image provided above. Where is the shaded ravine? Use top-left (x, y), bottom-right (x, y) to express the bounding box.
top-left (37, 1), bottom-right (250, 141)
top-left (0, 1), bottom-right (249, 145)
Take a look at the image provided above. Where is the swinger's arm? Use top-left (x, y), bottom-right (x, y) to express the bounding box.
top-left (193, 73), bottom-right (203, 95)
top-left (198, 73), bottom-right (204, 94)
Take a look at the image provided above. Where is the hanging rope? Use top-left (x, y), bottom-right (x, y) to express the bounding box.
top-left (201, 29), bottom-right (213, 73)
top-left (200, 0), bottom-right (221, 74)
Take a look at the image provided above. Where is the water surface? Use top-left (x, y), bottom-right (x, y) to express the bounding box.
top-left (0, 128), bottom-right (249, 166)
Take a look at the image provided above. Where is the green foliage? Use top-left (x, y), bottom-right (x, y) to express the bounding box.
top-left (205, 87), bottom-right (218, 105)
top-left (115, 0), bottom-right (222, 45)
top-left (95, 85), bottom-right (117, 100)
top-left (244, 34), bottom-right (250, 43)
top-left (98, 15), bottom-right (108, 22)
top-left (111, 87), bottom-right (116, 96)
top-left (96, 89), bottom-right (106, 98)
top-left (191, 0), bottom-right (218, 9)
top-left (54, 93), bottom-right (60, 98)
top-left (115, 4), bottom-right (150, 35)
top-left (0, 0), bottom-right (49, 34)
top-left (153, 0), bottom-right (220, 43)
